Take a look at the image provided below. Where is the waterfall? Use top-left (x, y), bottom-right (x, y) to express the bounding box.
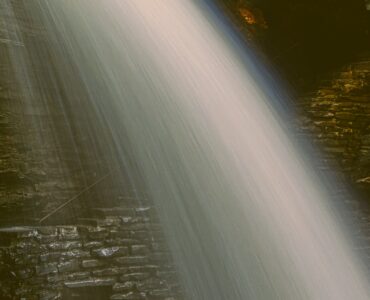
top-left (23, 1), bottom-right (370, 298)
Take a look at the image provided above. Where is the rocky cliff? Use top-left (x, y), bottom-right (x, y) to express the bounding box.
top-left (297, 54), bottom-right (370, 196)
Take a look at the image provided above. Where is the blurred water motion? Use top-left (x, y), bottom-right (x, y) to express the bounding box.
top-left (10, 1), bottom-right (370, 299)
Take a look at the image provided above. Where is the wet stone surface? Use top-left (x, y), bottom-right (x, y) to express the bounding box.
top-left (0, 210), bottom-right (183, 299)
top-left (296, 53), bottom-right (370, 275)
top-left (0, 1), bottom-right (180, 299)
top-left (297, 54), bottom-right (370, 188)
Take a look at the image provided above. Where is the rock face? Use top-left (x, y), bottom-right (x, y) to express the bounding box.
top-left (297, 53), bottom-right (370, 192)
top-left (0, 3), bottom-right (184, 298)
top-left (0, 0), bottom-right (91, 225)
top-left (218, 0), bottom-right (369, 90)
top-left (0, 208), bottom-right (182, 299)
top-left (0, 0), bottom-right (148, 226)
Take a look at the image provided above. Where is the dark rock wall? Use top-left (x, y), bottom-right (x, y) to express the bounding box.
top-left (0, 2), bottom-right (183, 298)
top-left (0, 0), bottom-right (142, 225)
top-left (0, 207), bottom-right (181, 300)
top-left (0, 0), bottom-right (91, 225)
top-left (295, 55), bottom-right (370, 268)
top-left (297, 54), bottom-right (370, 195)
top-left (218, 0), bottom-right (370, 90)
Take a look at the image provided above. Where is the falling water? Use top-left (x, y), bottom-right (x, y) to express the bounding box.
top-left (13, 0), bottom-right (370, 299)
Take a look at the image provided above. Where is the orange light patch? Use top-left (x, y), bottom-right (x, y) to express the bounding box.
top-left (239, 8), bottom-right (257, 25)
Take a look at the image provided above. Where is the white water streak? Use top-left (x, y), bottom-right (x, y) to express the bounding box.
top-left (32, 1), bottom-right (370, 299)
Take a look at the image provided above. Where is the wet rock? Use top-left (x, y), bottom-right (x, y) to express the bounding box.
top-left (92, 207), bottom-right (135, 218)
top-left (37, 234), bottom-right (59, 243)
top-left (48, 241), bottom-right (81, 251)
top-left (15, 240), bottom-right (42, 254)
top-left (47, 274), bottom-right (64, 283)
top-left (87, 228), bottom-right (109, 240)
top-left (17, 229), bottom-right (39, 238)
top-left (40, 252), bottom-right (61, 262)
top-left (0, 206), bottom-right (179, 298)
top-left (131, 245), bottom-right (149, 255)
top-left (0, 170), bottom-right (29, 186)
top-left (106, 238), bottom-right (137, 246)
top-left (116, 256), bottom-right (149, 266)
top-left (110, 291), bottom-right (146, 300)
top-left (92, 267), bottom-right (128, 277)
top-left (15, 285), bottom-right (33, 297)
top-left (92, 246), bottom-right (128, 258)
top-left (58, 260), bottom-right (79, 273)
top-left (157, 271), bottom-right (178, 283)
top-left (136, 278), bottom-right (166, 292)
top-left (151, 242), bottom-right (167, 252)
top-left (81, 259), bottom-right (104, 268)
top-left (149, 252), bottom-right (172, 263)
top-left (127, 224), bottom-right (147, 231)
top-left (64, 279), bottom-right (95, 288)
top-left (101, 217), bottom-right (123, 227)
top-left (113, 281), bottom-right (136, 292)
top-left (121, 272), bottom-right (151, 282)
top-left (129, 265), bottom-right (159, 274)
top-left (120, 216), bottom-right (133, 224)
top-left (110, 231), bottom-right (131, 239)
top-left (36, 263), bottom-right (58, 276)
top-left (15, 267), bottom-right (34, 279)
top-left (83, 241), bottom-right (104, 249)
top-left (66, 271), bottom-right (90, 281)
top-left (37, 227), bottom-right (58, 235)
top-left (135, 207), bottom-right (156, 219)
top-left (82, 226), bottom-right (106, 234)
top-left (14, 253), bottom-right (39, 265)
top-left (148, 288), bottom-right (173, 298)
top-left (64, 277), bottom-right (116, 288)
top-left (28, 168), bottom-right (47, 179)
top-left (39, 289), bottom-right (60, 300)
top-left (79, 217), bottom-right (122, 227)
top-left (129, 231), bottom-right (150, 240)
top-left (58, 226), bottom-right (79, 240)
top-left (61, 249), bottom-right (90, 259)
top-left (336, 111), bottom-right (355, 120)
top-left (28, 276), bottom-right (46, 286)
top-left (78, 218), bottom-right (104, 227)
top-left (297, 55), bottom-right (370, 195)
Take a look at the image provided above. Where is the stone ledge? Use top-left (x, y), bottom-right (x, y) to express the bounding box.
top-left (64, 277), bottom-right (116, 288)
top-left (0, 212), bottom-right (181, 299)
